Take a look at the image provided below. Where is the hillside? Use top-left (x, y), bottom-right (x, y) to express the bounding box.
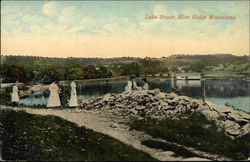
top-left (1, 54), bottom-right (249, 83)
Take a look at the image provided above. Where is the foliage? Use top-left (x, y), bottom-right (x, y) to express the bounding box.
top-left (0, 87), bottom-right (12, 105)
top-left (1, 64), bottom-right (29, 83)
top-left (0, 110), bottom-right (156, 161)
top-left (1, 54), bottom-right (249, 83)
top-left (129, 112), bottom-right (250, 160)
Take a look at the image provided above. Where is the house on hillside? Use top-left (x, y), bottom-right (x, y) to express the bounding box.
top-left (176, 73), bottom-right (201, 80)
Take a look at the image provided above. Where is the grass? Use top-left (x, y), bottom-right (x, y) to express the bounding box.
top-left (129, 112), bottom-right (250, 160)
top-left (141, 140), bottom-right (206, 159)
top-left (0, 110), bottom-right (157, 161)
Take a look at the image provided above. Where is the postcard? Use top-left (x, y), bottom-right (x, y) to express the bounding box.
top-left (0, 0), bottom-right (249, 161)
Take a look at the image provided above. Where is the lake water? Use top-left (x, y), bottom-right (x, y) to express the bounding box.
top-left (19, 79), bottom-right (250, 112)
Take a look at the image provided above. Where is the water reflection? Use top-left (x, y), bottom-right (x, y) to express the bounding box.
top-left (19, 79), bottom-right (249, 112)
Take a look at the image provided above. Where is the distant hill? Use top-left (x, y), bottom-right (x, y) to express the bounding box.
top-left (1, 55), bottom-right (139, 66)
top-left (167, 54), bottom-right (248, 59)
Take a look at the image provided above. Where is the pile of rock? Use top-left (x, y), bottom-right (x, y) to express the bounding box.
top-left (79, 89), bottom-right (249, 138)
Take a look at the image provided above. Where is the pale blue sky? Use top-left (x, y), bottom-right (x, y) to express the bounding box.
top-left (1, 1), bottom-right (249, 57)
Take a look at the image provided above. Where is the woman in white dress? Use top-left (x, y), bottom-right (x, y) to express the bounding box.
top-left (11, 81), bottom-right (20, 104)
top-left (47, 81), bottom-right (61, 107)
top-left (124, 77), bottom-right (138, 92)
top-left (142, 78), bottom-right (149, 90)
top-left (69, 80), bottom-right (78, 107)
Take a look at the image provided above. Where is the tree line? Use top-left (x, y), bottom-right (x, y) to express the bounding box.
top-left (0, 63), bottom-right (112, 83)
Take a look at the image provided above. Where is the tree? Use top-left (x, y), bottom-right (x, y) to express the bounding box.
top-left (66, 63), bottom-right (84, 80)
top-left (2, 64), bottom-right (28, 82)
top-left (83, 65), bottom-right (99, 79)
top-left (120, 62), bottom-right (141, 76)
top-left (98, 66), bottom-right (112, 78)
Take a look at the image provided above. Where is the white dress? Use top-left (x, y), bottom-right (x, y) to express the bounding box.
top-left (142, 83), bottom-right (149, 90)
top-left (11, 85), bottom-right (19, 103)
top-left (125, 81), bottom-right (133, 92)
top-left (69, 81), bottom-right (78, 107)
top-left (133, 81), bottom-right (138, 90)
top-left (47, 83), bottom-right (61, 107)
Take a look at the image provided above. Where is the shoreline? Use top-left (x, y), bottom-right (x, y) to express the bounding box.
top-left (1, 75), bottom-right (249, 86)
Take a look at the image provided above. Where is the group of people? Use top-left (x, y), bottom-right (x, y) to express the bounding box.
top-left (46, 80), bottom-right (78, 108)
top-left (125, 77), bottom-right (149, 92)
top-left (10, 77), bottom-right (149, 108)
top-left (10, 80), bottom-right (78, 108)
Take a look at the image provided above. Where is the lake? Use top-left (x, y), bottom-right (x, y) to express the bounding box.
top-left (19, 79), bottom-right (250, 112)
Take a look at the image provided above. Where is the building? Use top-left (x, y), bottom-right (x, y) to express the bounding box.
top-left (176, 73), bottom-right (201, 80)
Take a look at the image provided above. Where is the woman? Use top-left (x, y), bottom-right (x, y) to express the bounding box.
top-left (69, 80), bottom-right (78, 107)
top-left (11, 81), bottom-right (20, 105)
top-left (124, 76), bottom-right (138, 92)
top-left (47, 81), bottom-right (61, 107)
top-left (142, 78), bottom-right (149, 90)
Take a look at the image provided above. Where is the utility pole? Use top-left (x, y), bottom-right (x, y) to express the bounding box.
top-left (171, 72), bottom-right (174, 92)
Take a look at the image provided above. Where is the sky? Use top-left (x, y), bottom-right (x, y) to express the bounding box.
top-left (1, 1), bottom-right (249, 58)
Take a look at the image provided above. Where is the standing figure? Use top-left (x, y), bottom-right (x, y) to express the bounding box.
top-left (11, 81), bottom-right (20, 105)
top-left (69, 80), bottom-right (78, 107)
top-left (47, 81), bottom-right (61, 107)
top-left (142, 78), bottom-right (149, 90)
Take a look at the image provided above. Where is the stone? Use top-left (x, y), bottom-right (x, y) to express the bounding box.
top-left (154, 88), bottom-right (161, 95)
top-left (78, 89), bottom-right (249, 138)
top-left (155, 92), bottom-right (166, 100)
top-left (135, 106), bottom-right (145, 110)
top-left (202, 110), bottom-right (220, 120)
top-left (130, 109), bottom-right (138, 115)
top-left (102, 93), bottom-right (112, 102)
top-left (190, 102), bottom-right (199, 109)
top-left (147, 90), bottom-right (155, 95)
top-left (240, 123), bottom-right (250, 135)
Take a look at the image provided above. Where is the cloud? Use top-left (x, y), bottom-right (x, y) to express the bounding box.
top-left (42, 2), bottom-right (59, 17)
top-left (64, 26), bottom-right (85, 34)
top-left (58, 6), bottom-right (78, 24)
top-left (154, 4), bottom-right (168, 15)
top-left (22, 14), bottom-right (45, 24)
top-left (1, 6), bottom-right (21, 15)
top-left (30, 25), bottom-right (45, 35)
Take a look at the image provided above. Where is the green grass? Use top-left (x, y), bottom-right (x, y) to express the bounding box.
top-left (129, 112), bottom-right (250, 160)
top-left (141, 140), bottom-right (207, 159)
top-left (0, 110), bottom-right (157, 161)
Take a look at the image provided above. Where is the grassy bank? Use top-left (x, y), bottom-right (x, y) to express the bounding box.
top-left (129, 112), bottom-right (250, 160)
top-left (0, 110), bottom-right (156, 161)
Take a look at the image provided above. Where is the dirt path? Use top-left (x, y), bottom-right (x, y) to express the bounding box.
top-left (1, 105), bottom-right (229, 161)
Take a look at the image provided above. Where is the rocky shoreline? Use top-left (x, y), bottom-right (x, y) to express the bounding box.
top-left (79, 89), bottom-right (249, 138)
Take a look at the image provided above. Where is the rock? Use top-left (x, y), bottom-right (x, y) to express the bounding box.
top-left (135, 106), bottom-right (145, 110)
top-left (202, 110), bottom-right (220, 120)
top-left (236, 119), bottom-right (249, 127)
top-left (155, 92), bottom-right (166, 100)
top-left (190, 102), bottom-right (199, 109)
top-left (154, 89), bottom-right (161, 95)
top-left (240, 123), bottom-right (250, 135)
top-left (147, 90), bottom-right (155, 95)
top-left (78, 89), bottom-right (249, 138)
top-left (166, 93), bottom-right (177, 100)
top-left (238, 111), bottom-right (250, 120)
top-left (102, 93), bottom-right (112, 102)
top-left (130, 109), bottom-right (138, 115)
top-left (110, 123), bottom-right (119, 128)
top-left (168, 99), bottom-right (179, 106)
